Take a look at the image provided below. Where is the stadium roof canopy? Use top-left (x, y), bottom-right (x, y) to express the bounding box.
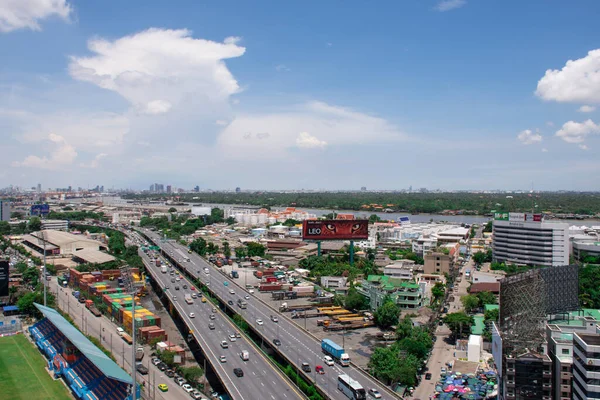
top-left (34, 303), bottom-right (132, 384)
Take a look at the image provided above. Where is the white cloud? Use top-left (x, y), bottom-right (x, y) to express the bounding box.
top-left (578, 105), bottom-right (596, 113)
top-left (434, 0), bottom-right (467, 12)
top-left (80, 153), bottom-right (107, 168)
top-left (224, 36), bottom-right (241, 45)
top-left (555, 119), bottom-right (600, 144)
top-left (326, 42), bottom-right (333, 47)
top-left (68, 28), bottom-right (245, 114)
top-left (541, 148), bottom-right (548, 152)
top-left (517, 129), bottom-right (542, 145)
top-left (0, 0), bottom-right (72, 32)
top-left (296, 132), bottom-right (327, 149)
top-left (215, 120), bottom-right (229, 126)
top-left (217, 100), bottom-right (407, 158)
top-left (12, 132), bottom-right (77, 169)
top-left (546, 121), bottom-right (554, 127)
top-left (275, 64), bottom-right (291, 72)
top-left (536, 49), bottom-right (600, 104)
top-left (579, 144), bottom-right (589, 151)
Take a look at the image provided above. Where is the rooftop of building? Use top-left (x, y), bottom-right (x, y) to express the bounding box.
top-left (471, 315), bottom-right (485, 335)
top-left (31, 229), bottom-right (101, 247)
top-left (72, 248), bottom-right (116, 264)
top-left (469, 282), bottom-right (500, 294)
top-left (576, 333), bottom-right (600, 346)
top-left (365, 275), bottom-right (420, 290)
top-left (484, 304), bottom-right (499, 312)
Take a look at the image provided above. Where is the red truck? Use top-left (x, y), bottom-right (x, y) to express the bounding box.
top-left (264, 276), bottom-right (278, 283)
top-left (254, 271), bottom-right (264, 279)
top-left (85, 300), bottom-right (102, 317)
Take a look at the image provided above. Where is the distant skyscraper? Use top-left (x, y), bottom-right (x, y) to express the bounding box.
top-left (235, 187), bottom-right (241, 193)
top-left (194, 186), bottom-right (200, 192)
top-left (0, 201), bottom-right (10, 221)
top-left (68, 185), bottom-right (72, 192)
top-left (409, 185), bottom-right (412, 192)
top-left (37, 183), bottom-right (41, 193)
top-left (361, 186), bottom-right (367, 191)
top-left (99, 185), bottom-right (104, 193)
top-left (150, 184), bottom-right (155, 192)
top-left (166, 185), bottom-right (172, 193)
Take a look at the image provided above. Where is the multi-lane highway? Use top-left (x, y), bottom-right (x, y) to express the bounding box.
top-left (136, 236), bottom-right (305, 400)
top-left (139, 229), bottom-right (399, 400)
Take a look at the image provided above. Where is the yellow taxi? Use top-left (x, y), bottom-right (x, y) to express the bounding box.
top-left (158, 383), bottom-right (168, 392)
top-left (201, 297), bottom-right (207, 303)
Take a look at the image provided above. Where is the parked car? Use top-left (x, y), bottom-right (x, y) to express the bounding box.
top-left (191, 390), bottom-right (203, 399)
top-left (425, 373), bottom-right (432, 380)
top-left (151, 357), bottom-right (161, 366)
top-left (165, 369), bottom-right (175, 378)
top-left (157, 362), bottom-right (167, 371)
top-left (182, 384), bottom-right (194, 393)
top-left (136, 364), bottom-right (148, 375)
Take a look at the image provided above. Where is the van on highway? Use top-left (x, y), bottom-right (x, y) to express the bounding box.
top-left (116, 327), bottom-right (124, 336)
top-left (240, 351), bottom-right (249, 361)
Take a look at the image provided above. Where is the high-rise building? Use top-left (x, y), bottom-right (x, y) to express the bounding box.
top-left (0, 201), bottom-right (10, 221)
top-left (573, 333), bottom-right (600, 400)
top-left (37, 183), bottom-right (41, 193)
top-left (493, 213), bottom-right (569, 267)
top-left (194, 186), bottom-right (200, 192)
top-left (166, 185), bottom-right (172, 193)
top-left (361, 186), bottom-right (367, 191)
top-left (235, 187), bottom-right (241, 193)
top-left (150, 184), bottom-right (155, 192)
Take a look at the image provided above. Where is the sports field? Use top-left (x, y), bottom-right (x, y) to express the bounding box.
top-left (0, 334), bottom-right (72, 400)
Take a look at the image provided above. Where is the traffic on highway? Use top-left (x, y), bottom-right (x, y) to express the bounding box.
top-left (136, 232), bottom-right (305, 400)
top-left (139, 229), bottom-right (398, 400)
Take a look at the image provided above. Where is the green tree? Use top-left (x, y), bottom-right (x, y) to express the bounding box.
top-left (233, 314), bottom-right (248, 332)
top-left (190, 238), bottom-right (208, 256)
top-left (180, 366), bottom-right (203, 385)
top-left (461, 294), bottom-right (480, 313)
top-left (344, 286), bottom-right (369, 311)
top-left (483, 221), bottom-right (493, 233)
top-left (168, 207), bottom-right (177, 213)
top-left (473, 251), bottom-right (487, 265)
top-left (28, 217), bottom-right (42, 232)
top-left (283, 219), bottom-right (302, 227)
top-left (368, 214), bottom-right (382, 223)
top-left (579, 264), bottom-right (600, 308)
top-left (157, 350), bottom-right (176, 366)
top-left (11, 211), bottom-right (24, 219)
top-left (443, 312), bottom-right (474, 339)
top-left (17, 291), bottom-right (55, 318)
top-left (484, 308), bottom-right (499, 323)
top-left (235, 246), bottom-right (247, 260)
top-left (246, 242), bottom-right (266, 257)
top-left (476, 291), bottom-right (497, 306)
top-left (431, 282), bottom-right (446, 303)
top-left (206, 242), bottom-right (219, 254)
top-left (396, 315), bottom-right (413, 340)
top-left (374, 299), bottom-right (401, 329)
top-left (222, 241), bottom-right (231, 258)
top-left (0, 221), bottom-right (11, 234)
top-left (367, 347), bottom-right (400, 385)
top-left (226, 216), bottom-right (236, 225)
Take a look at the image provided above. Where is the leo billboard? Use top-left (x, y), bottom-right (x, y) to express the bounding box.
top-left (302, 220), bottom-right (369, 241)
top-left (0, 260), bottom-right (9, 297)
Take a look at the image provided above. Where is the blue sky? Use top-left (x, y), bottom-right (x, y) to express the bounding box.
top-left (1, 0), bottom-right (600, 191)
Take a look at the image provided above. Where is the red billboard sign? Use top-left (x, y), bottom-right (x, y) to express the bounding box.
top-left (302, 220), bottom-right (369, 241)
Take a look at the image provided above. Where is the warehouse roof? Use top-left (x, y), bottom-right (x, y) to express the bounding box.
top-left (73, 249), bottom-right (116, 264)
top-left (32, 230), bottom-right (101, 247)
top-left (34, 303), bottom-right (131, 384)
top-left (22, 234), bottom-right (59, 250)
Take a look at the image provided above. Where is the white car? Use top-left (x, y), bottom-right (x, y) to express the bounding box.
top-left (229, 289), bottom-right (235, 295)
top-left (368, 388), bottom-right (382, 399)
top-left (220, 341), bottom-right (228, 349)
top-left (248, 289), bottom-right (255, 294)
top-left (256, 319), bottom-right (263, 326)
top-left (228, 334), bottom-right (237, 342)
top-left (116, 327), bottom-right (124, 336)
top-left (220, 355), bottom-right (227, 363)
top-left (191, 390), bottom-right (204, 399)
top-left (323, 356), bottom-right (334, 366)
top-left (189, 312), bottom-right (195, 318)
top-left (244, 295), bottom-right (250, 300)
top-left (182, 383), bottom-right (194, 393)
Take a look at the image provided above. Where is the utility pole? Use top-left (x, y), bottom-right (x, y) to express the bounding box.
top-left (40, 229), bottom-right (47, 306)
top-left (120, 264), bottom-right (138, 400)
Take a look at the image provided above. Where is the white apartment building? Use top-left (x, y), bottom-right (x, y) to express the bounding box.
top-left (320, 276), bottom-right (348, 289)
top-left (492, 214), bottom-right (569, 267)
top-left (383, 261), bottom-right (416, 280)
top-left (41, 219), bottom-right (69, 231)
top-left (573, 333), bottom-right (600, 400)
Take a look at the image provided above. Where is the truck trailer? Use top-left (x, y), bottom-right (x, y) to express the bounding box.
top-left (321, 339), bottom-right (350, 366)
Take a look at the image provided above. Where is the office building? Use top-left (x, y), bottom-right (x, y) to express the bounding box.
top-left (424, 251), bottom-right (452, 275)
top-left (0, 200), bottom-right (10, 221)
top-left (357, 275), bottom-right (423, 310)
top-left (41, 219), bottom-right (69, 231)
top-left (493, 213), bottom-right (569, 267)
top-left (573, 333), bottom-right (600, 400)
top-left (235, 187), bottom-right (241, 193)
top-left (166, 185), bottom-right (172, 193)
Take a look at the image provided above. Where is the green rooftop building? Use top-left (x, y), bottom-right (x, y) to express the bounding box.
top-left (357, 275), bottom-right (423, 310)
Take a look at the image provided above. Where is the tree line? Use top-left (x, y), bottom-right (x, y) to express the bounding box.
top-left (124, 192), bottom-right (600, 215)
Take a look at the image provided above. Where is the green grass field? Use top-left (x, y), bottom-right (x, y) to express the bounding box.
top-left (0, 334), bottom-right (72, 400)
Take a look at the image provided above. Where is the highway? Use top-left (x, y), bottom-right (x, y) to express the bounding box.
top-left (137, 240), bottom-right (305, 400)
top-left (140, 229), bottom-right (400, 400)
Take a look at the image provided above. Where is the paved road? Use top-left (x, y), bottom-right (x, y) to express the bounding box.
top-left (411, 258), bottom-right (473, 399)
top-left (138, 244), bottom-right (305, 400)
top-left (140, 229), bottom-right (399, 400)
top-left (49, 279), bottom-right (191, 400)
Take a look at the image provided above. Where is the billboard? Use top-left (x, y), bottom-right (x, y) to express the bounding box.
top-left (302, 220), bottom-right (369, 241)
top-left (31, 204), bottom-right (50, 216)
top-left (509, 212), bottom-right (525, 221)
top-left (494, 212), bottom-right (509, 221)
top-left (0, 260), bottom-right (9, 297)
top-left (525, 213), bottom-right (543, 222)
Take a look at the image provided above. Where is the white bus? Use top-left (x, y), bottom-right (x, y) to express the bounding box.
top-left (337, 374), bottom-right (366, 400)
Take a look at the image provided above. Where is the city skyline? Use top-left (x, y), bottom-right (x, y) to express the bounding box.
top-left (1, 1), bottom-right (600, 190)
